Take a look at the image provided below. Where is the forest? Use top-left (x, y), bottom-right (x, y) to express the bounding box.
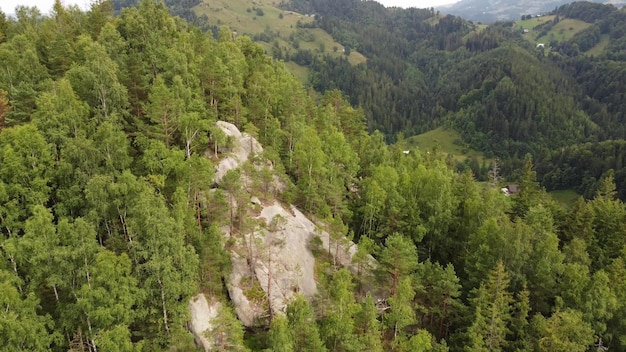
top-left (2, 0), bottom-right (626, 351)
top-left (269, 0), bottom-right (626, 200)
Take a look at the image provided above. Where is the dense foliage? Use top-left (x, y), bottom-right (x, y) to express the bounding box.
top-left (3, 1), bottom-right (626, 352)
top-left (271, 1), bottom-right (626, 199)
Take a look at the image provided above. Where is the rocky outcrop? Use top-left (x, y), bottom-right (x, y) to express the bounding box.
top-left (188, 294), bottom-right (221, 351)
top-left (213, 121), bottom-right (263, 184)
top-left (204, 121), bottom-right (375, 327)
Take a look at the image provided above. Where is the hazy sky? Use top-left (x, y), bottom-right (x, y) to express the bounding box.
top-left (1, 0), bottom-right (89, 14)
top-left (1, 0), bottom-right (461, 14)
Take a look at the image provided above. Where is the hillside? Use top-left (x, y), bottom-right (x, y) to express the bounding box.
top-left (439, 0), bottom-right (626, 22)
top-left (108, 0), bottom-right (626, 201)
top-left (192, 0), bottom-right (367, 68)
top-left (5, 1), bottom-right (626, 351)
top-left (517, 15), bottom-right (592, 47)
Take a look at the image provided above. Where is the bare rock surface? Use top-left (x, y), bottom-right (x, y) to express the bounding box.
top-left (188, 294), bottom-right (221, 351)
top-left (207, 121), bottom-right (376, 327)
top-left (214, 121), bottom-right (263, 184)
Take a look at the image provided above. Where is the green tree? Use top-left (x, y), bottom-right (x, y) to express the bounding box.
top-left (466, 261), bottom-right (514, 352)
top-left (292, 125), bottom-right (328, 214)
top-left (269, 314), bottom-right (295, 352)
top-left (588, 172), bottom-right (626, 269)
top-left (0, 9), bottom-right (7, 43)
top-left (354, 294), bottom-right (383, 352)
top-left (286, 295), bottom-right (326, 352)
top-left (66, 37), bottom-right (128, 117)
top-left (0, 268), bottom-right (54, 351)
top-left (512, 156), bottom-right (542, 218)
top-left (143, 74), bottom-right (184, 147)
top-left (209, 305), bottom-right (248, 351)
top-left (127, 183), bottom-right (199, 344)
top-left (0, 124), bottom-right (52, 237)
top-left (417, 261), bottom-right (462, 339)
top-left (534, 309), bottom-right (594, 352)
top-left (378, 233), bottom-right (418, 296)
top-left (320, 269), bottom-right (360, 352)
top-left (386, 277), bottom-right (417, 349)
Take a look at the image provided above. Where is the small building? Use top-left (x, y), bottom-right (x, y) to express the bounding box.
top-left (536, 43), bottom-right (545, 49)
top-left (501, 184), bottom-right (519, 196)
top-left (507, 184), bottom-right (519, 194)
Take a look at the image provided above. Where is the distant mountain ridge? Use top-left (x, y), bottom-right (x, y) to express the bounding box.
top-left (439, 0), bottom-right (626, 22)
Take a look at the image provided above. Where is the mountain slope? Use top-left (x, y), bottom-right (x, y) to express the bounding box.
top-left (439, 0), bottom-right (625, 22)
top-left (108, 0), bottom-right (626, 199)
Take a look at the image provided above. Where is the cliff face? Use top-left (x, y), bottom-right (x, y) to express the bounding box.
top-left (189, 121), bottom-right (375, 345)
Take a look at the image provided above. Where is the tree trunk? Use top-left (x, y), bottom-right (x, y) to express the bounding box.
top-left (158, 278), bottom-right (170, 333)
top-left (267, 244), bottom-right (273, 321)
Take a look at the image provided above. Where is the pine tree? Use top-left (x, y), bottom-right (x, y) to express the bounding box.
top-left (466, 261), bottom-right (514, 352)
top-left (286, 295), bottom-right (326, 352)
top-left (269, 314), bottom-right (295, 352)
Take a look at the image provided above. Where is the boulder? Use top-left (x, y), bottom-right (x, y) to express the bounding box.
top-left (188, 294), bottom-right (221, 351)
top-left (214, 121), bottom-right (263, 184)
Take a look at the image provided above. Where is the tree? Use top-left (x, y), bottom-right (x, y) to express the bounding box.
top-left (0, 9), bottom-right (7, 43)
top-left (269, 314), bottom-right (295, 352)
top-left (65, 250), bottom-right (140, 351)
top-left (378, 233), bottom-right (418, 296)
top-left (66, 38), bottom-right (128, 117)
top-left (220, 168), bottom-right (243, 237)
top-left (399, 329), bottom-right (434, 352)
top-left (127, 184), bottom-right (199, 344)
top-left (354, 294), bottom-right (383, 352)
top-left (417, 261), bottom-right (462, 339)
top-left (0, 33), bottom-right (50, 125)
top-left (386, 277), bottom-right (417, 349)
top-left (292, 125), bottom-right (328, 214)
top-left (512, 156), bottom-right (542, 218)
top-left (0, 268), bottom-right (54, 351)
top-left (534, 309), bottom-right (594, 352)
top-left (588, 172), bottom-right (626, 269)
top-left (0, 124), bottom-right (52, 237)
top-left (286, 295), bottom-right (326, 352)
top-left (209, 305), bottom-right (248, 351)
top-left (0, 89), bottom-right (10, 132)
top-left (320, 269), bottom-right (360, 352)
top-left (144, 74), bottom-right (183, 147)
top-left (466, 261), bottom-right (514, 352)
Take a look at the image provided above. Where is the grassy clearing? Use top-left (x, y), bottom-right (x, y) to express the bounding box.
top-left (534, 19), bottom-right (592, 44)
top-left (549, 189), bottom-right (581, 208)
top-left (517, 15), bottom-right (556, 31)
top-left (404, 127), bottom-right (492, 163)
top-left (282, 61), bottom-right (309, 83)
top-left (518, 16), bottom-right (591, 50)
top-left (194, 0), bottom-right (367, 73)
top-left (194, 0), bottom-right (313, 36)
top-left (587, 34), bottom-right (610, 56)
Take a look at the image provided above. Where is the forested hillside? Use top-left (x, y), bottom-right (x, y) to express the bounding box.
top-left (251, 0), bottom-right (626, 200)
top-left (4, 1), bottom-right (626, 351)
top-left (115, 0), bottom-right (626, 204)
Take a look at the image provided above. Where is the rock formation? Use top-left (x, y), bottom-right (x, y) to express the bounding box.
top-left (189, 120), bottom-right (375, 345)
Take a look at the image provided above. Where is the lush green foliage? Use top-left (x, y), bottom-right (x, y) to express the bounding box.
top-left (3, 1), bottom-right (626, 352)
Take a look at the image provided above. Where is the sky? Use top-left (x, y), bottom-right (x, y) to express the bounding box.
top-left (1, 0), bottom-right (89, 14)
top-left (1, 0), bottom-right (461, 15)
